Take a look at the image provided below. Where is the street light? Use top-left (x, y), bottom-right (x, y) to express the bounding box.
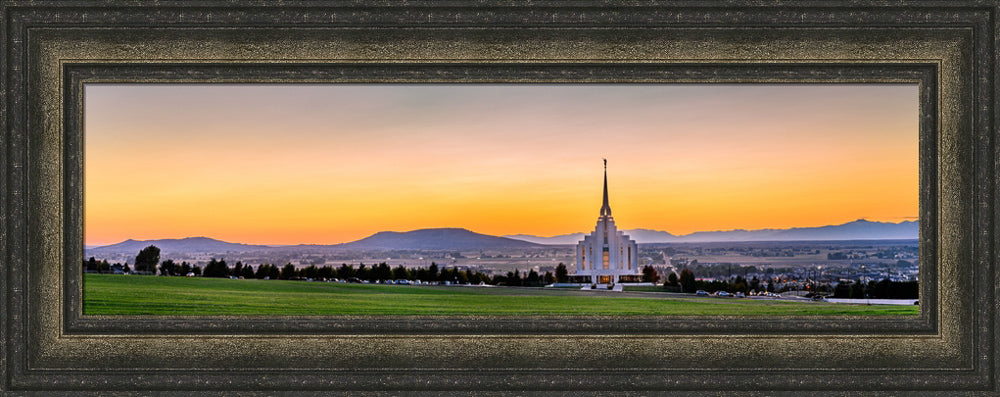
top-left (817, 265), bottom-right (822, 294)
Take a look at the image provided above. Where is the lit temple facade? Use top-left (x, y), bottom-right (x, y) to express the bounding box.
top-left (570, 160), bottom-right (641, 285)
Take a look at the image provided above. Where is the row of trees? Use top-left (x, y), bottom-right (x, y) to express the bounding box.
top-left (110, 245), bottom-right (921, 298)
top-left (662, 269), bottom-right (772, 295)
top-left (659, 267), bottom-right (919, 299)
top-left (665, 270), bottom-right (812, 295)
top-left (155, 254), bottom-right (501, 286)
top-left (832, 278), bottom-right (919, 299)
top-left (133, 245), bottom-right (573, 287)
top-left (83, 257), bottom-right (128, 274)
top-left (661, 268), bottom-right (699, 293)
top-left (491, 268), bottom-right (553, 287)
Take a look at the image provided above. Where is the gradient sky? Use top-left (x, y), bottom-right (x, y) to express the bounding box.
top-left (84, 84), bottom-right (918, 246)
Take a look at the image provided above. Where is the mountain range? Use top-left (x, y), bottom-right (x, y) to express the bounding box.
top-left (86, 219), bottom-right (917, 255)
top-left (504, 219), bottom-right (917, 244)
top-left (86, 228), bottom-right (542, 254)
top-left (86, 236), bottom-right (272, 254)
top-left (334, 228), bottom-right (542, 250)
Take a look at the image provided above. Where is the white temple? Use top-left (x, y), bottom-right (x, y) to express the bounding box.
top-left (570, 160), bottom-right (641, 285)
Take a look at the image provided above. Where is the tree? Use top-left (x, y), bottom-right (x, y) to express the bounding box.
top-left (84, 257), bottom-right (98, 272)
top-left (641, 265), bottom-right (659, 283)
top-left (203, 259), bottom-right (220, 277)
top-left (202, 258), bottom-right (231, 278)
top-left (666, 272), bottom-right (679, 286)
top-left (98, 259), bottom-right (110, 274)
top-left (301, 264), bottom-right (318, 280)
top-left (375, 262), bottom-right (392, 281)
top-left (526, 269), bottom-right (541, 287)
top-left (732, 276), bottom-right (748, 294)
top-left (543, 271), bottom-right (555, 285)
top-left (191, 265), bottom-right (201, 276)
top-left (241, 264), bottom-right (255, 279)
top-left (317, 265), bottom-right (334, 280)
top-left (255, 264), bottom-right (272, 279)
top-left (508, 270), bottom-right (522, 286)
top-left (427, 263), bottom-right (439, 281)
top-left (833, 281), bottom-right (852, 298)
top-left (159, 259), bottom-right (177, 276)
top-left (663, 272), bottom-right (681, 292)
top-left (134, 245), bottom-right (160, 274)
top-left (679, 268), bottom-right (697, 293)
top-left (179, 261), bottom-right (192, 275)
top-left (232, 262), bottom-right (244, 278)
top-left (337, 263), bottom-right (354, 279)
top-left (356, 264), bottom-right (369, 281)
top-left (280, 263), bottom-right (297, 280)
top-left (392, 265), bottom-right (410, 281)
top-left (554, 263), bottom-right (568, 283)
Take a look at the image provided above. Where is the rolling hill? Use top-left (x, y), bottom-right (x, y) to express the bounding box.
top-left (86, 237), bottom-right (271, 254)
top-left (87, 220), bottom-right (917, 257)
top-left (505, 219), bottom-right (918, 244)
top-left (337, 228), bottom-right (544, 250)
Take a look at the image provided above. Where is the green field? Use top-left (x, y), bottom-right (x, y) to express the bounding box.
top-left (83, 274), bottom-right (918, 316)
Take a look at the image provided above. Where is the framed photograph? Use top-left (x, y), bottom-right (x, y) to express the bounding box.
top-left (78, 82), bottom-right (922, 320)
top-left (2, 1), bottom-right (998, 394)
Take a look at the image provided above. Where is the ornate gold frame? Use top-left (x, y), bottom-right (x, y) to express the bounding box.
top-left (2, 2), bottom-right (996, 393)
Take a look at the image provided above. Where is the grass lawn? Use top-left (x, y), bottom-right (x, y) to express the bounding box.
top-left (83, 274), bottom-right (919, 316)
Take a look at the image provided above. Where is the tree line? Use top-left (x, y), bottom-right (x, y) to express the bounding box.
top-left (831, 278), bottom-right (919, 299)
top-left (121, 246), bottom-right (657, 288)
top-left (95, 246), bottom-right (686, 288)
top-left (659, 267), bottom-right (918, 299)
top-left (95, 245), bottom-right (920, 298)
top-left (82, 256), bottom-right (127, 274)
top-left (121, 245), bottom-right (557, 286)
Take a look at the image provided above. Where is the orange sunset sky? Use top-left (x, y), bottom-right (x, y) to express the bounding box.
top-left (84, 84), bottom-right (918, 246)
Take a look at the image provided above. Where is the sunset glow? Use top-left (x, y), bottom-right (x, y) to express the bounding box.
top-left (85, 84), bottom-right (918, 246)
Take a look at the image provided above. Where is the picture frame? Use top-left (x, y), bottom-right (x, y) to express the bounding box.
top-left (2, 1), bottom-right (997, 393)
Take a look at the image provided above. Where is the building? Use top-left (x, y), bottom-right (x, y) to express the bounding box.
top-left (569, 160), bottom-right (641, 285)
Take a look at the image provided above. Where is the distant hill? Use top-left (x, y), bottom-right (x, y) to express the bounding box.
top-left (87, 237), bottom-right (271, 254)
top-left (505, 219), bottom-right (918, 244)
top-left (339, 228), bottom-right (544, 250)
top-left (681, 219), bottom-right (918, 242)
top-left (505, 228), bottom-right (677, 245)
top-left (87, 229), bottom-right (543, 256)
top-left (503, 232), bottom-right (586, 245)
top-left (88, 220), bottom-right (917, 256)
top-left (622, 228), bottom-right (679, 243)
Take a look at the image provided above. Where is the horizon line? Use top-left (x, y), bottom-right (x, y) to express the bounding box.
top-left (85, 217), bottom-right (919, 247)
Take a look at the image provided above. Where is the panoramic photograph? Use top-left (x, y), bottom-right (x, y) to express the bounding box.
top-left (83, 84), bottom-right (919, 316)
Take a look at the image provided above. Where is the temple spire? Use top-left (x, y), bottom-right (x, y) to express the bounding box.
top-left (600, 159), bottom-right (612, 217)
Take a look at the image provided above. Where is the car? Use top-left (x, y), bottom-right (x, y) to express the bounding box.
top-left (696, 290), bottom-right (709, 296)
top-left (716, 291), bottom-right (731, 297)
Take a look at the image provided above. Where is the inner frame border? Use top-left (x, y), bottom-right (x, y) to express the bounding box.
top-left (63, 62), bottom-right (938, 336)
